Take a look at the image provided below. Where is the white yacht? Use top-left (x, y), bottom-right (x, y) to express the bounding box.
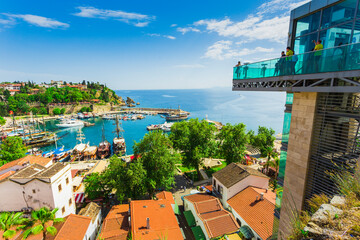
top-left (56, 119), bottom-right (84, 128)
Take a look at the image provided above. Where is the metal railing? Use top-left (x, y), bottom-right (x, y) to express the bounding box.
top-left (233, 43), bottom-right (360, 80)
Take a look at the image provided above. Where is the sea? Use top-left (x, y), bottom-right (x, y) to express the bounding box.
top-left (42, 88), bottom-right (286, 155)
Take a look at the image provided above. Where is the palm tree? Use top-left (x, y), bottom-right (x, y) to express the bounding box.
top-left (23, 207), bottom-right (64, 239)
top-left (265, 157), bottom-right (280, 179)
top-left (262, 146), bottom-right (277, 174)
top-left (0, 212), bottom-right (28, 240)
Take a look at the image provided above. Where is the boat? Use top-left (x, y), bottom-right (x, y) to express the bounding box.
top-left (102, 114), bottom-right (116, 120)
top-left (56, 119), bottom-right (84, 128)
top-left (84, 122), bottom-right (95, 127)
top-left (112, 116), bottom-right (126, 156)
top-left (131, 115), bottom-right (137, 120)
top-left (165, 113), bottom-right (189, 121)
top-left (147, 124), bottom-right (161, 131)
top-left (97, 124), bottom-right (111, 159)
top-left (83, 146), bottom-right (98, 160)
top-left (71, 129), bottom-right (88, 161)
top-left (160, 122), bottom-right (174, 132)
top-left (137, 114), bottom-right (145, 120)
top-left (54, 148), bottom-right (71, 162)
top-left (78, 113), bottom-right (85, 119)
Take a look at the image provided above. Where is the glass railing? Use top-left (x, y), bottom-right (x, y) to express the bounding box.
top-left (233, 43), bottom-right (360, 80)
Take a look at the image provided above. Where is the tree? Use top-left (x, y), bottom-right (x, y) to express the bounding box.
top-left (0, 136), bottom-right (27, 166)
top-left (170, 118), bottom-right (217, 179)
top-left (23, 208), bottom-right (64, 239)
top-left (0, 116), bottom-right (6, 126)
top-left (218, 123), bottom-right (249, 164)
top-left (39, 107), bottom-right (48, 115)
top-left (265, 157), bottom-right (280, 179)
top-left (3, 89), bottom-right (10, 100)
top-left (0, 212), bottom-right (28, 240)
top-left (249, 126), bottom-right (276, 157)
top-left (134, 130), bottom-right (179, 196)
top-left (52, 108), bottom-right (61, 115)
top-left (84, 172), bottom-right (112, 201)
top-left (60, 108), bottom-right (66, 114)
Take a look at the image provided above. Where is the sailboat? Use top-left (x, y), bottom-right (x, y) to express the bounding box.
top-left (97, 123), bottom-right (111, 159)
top-left (112, 115), bottom-right (126, 156)
top-left (72, 128), bottom-right (88, 161)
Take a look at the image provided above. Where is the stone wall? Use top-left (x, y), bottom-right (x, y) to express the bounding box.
top-left (278, 92), bottom-right (318, 239)
top-left (48, 103), bottom-right (112, 115)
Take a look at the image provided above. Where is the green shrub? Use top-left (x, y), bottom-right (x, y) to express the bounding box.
top-left (39, 107), bottom-right (48, 115)
top-left (60, 108), bottom-right (66, 114)
top-left (53, 108), bottom-right (61, 115)
top-left (0, 116), bottom-right (6, 126)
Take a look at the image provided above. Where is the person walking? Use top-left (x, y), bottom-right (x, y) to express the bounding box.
top-left (313, 40), bottom-right (323, 72)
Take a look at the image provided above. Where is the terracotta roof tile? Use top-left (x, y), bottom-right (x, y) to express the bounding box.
top-left (227, 187), bottom-right (275, 240)
top-left (71, 169), bottom-right (78, 178)
top-left (54, 214), bottom-right (91, 240)
top-left (131, 199), bottom-right (183, 240)
top-left (184, 194), bottom-right (239, 238)
top-left (156, 191), bottom-right (175, 204)
top-left (0, 171), bottom-right (15, 181)
top-left (213, 163), bottom-right (268, 188)
top-left (99, 204), bottom-right (129, 240)
top-left (0, 155), bottom-right (52, 172)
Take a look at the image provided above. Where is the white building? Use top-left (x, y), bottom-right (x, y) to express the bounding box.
top-left (77, 202), bottom-right (102, 240)
top-left (0, 155), bottom-right (53, 176)
top-left (212, 163), bottom-right (269, 208)
top-left (0, 162), bottom-right (75, 218)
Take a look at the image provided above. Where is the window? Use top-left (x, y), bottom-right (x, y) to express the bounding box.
top-left (294, 32), bottom-right (318, 54)
top-left (321, 0), bottom-right (357, 30)
top-left (295, 11), bottom-right (321, 37)
top-left (319, 22), bottom-right (353, 49)
top-left (62, 207), bottom-right (65, 214)
top-left (236, 218), bottom-right (242, 227)
top-left (58, 184), bottom-right (62, 192)
top-left (213, 179), bottom-right (217, 188)
top-left (69, 198), bottom-right (72, 206)
top-left (32, 189), bottom-right (36, 194)
top-left (66, 178), bottom-right (69, 184)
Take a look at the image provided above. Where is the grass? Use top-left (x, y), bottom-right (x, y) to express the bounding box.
top-left (204, 161), bottom-right (228, 177)
top-left (178, 166), bottom-right (195, 172)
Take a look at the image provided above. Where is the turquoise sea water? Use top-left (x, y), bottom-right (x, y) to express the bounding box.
top-left (43, 88), bottom-right (286, 155)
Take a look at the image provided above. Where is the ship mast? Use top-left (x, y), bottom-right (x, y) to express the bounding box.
top-left (102, 122), bottom-right (106, 142)
top-left (76, 128), bottom-right (85, 144)
top-left (113, 115), bottom-right (124, 139)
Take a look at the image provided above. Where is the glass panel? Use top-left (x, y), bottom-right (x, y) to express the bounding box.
top-left (319, 22), bottom-right (353, 49)
top-left (232, 42), bottom-right (360, 79)
top-left (295, 11), bottom-right (320, 37)
top-left (294, 32), bottom-right (318, 54)
top-left (321, 0), bottom-right (357, 29)
top-left (351, 20), bottom-right (360, 43)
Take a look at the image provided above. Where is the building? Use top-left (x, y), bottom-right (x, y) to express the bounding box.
top-left (0, 155), bottom-right (53, 176)
top-left (53, 214), bottom-right (93, 240)
top-left (130, 199), bottom-right (184, 240)
top-left (0, 162), bottom-right (75, 218)
top-left (98, 204), bottom-right (129, 240)
top-left (228, 187), bottom-right (276, 240)
top-left (212, 163), bottom-right (269, 208)
top-left (232, 0), bottom-right (360, 238)
top-left (77, 202), bottom-right (102, 240)
top-left (183, 194), bottom-right (239, 240)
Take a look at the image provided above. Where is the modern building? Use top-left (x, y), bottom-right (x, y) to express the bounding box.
top-left (0, 162), bottom-right (75, 218)
top-left (183, 194), bottom-right (239, 240)
top-left (212, 163), bottom-right (269, 208)
top-left (232, 0), bottom-right (360, 238)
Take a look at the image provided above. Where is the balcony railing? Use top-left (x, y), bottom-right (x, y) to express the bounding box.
top-left (233, 43), bottom-right (360, 80)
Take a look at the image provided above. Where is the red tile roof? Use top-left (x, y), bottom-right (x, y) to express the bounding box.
top-left (156, 191), bottom-right (175, 204)
top-left (99, 204), bottom-right (129, 240)
top-left (227, 187), bottom-right (276, 240)
top-left (0, 171), bottom-right (15, 181)
top-left (0, 155), bottom-right (52, 172)
top-left (131, 199), bottom-right (183, 240)
top-left (184, 194), bottom-right (239, 238)
top-left (71, 169), bottom-right (79, 178)
top-left (8, 89), bottom-right (20, 92)
top-left (54, 214), bottom-right (91, 240)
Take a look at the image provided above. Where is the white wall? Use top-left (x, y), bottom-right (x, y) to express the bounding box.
top-left (50, 165), bottom-right (75, 218)
top-left (213, 175), bottom-right (269, 208)
top-left (85, 210), bottom-right (102, 240)
top-left (231, 208), bottom-right (262, 240)
top-left (184, 199), bottom-right (210, 240)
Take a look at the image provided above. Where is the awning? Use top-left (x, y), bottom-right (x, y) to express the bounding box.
top-left (74, 192), bottom-right (85, 203)
top-left (191, 226), bottom-right (206, 240)
top-left (240, 226), bottom-right (255, 239)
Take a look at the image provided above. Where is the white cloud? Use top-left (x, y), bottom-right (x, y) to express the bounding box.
top-left (170, 24), bottom-right (177, 27)
top-left (73, 6), bottom-right (155, 27)
top-left (177, 27), bottom-right (200, 34)
top-left (257, 0), bottom-right (310, 15)
top-left (2, 14), bottom-right (69, 29)
top-left (147, 33), bottom-right (176, 40)
top-left (203, 40), bottom-right (274, 60)
top-left (173, 64), bottom-right (205, 68)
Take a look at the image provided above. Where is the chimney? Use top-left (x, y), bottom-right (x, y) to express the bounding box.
top-left (146, 218), bottom-right (150, 229)
top-left (260, 193), bottom-right (264, 201)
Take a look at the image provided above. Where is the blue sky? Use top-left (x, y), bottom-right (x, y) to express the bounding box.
top-left (0, 0), bottom-right (309, 90)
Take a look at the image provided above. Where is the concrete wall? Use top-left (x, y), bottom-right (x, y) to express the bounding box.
top-left (278, 92), bottom-right (318, 239)
top-left (184, 199), bottom-right (210, 240)
top-left (86, 211), bottom-right (102, 240)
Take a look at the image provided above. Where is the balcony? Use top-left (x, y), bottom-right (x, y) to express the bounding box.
top-left (233, 43), bottom-right (360, 92)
